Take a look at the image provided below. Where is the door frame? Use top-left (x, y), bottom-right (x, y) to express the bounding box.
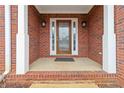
top-left (56, 20), bottom-right (72, 54)
top-left (50, 18), bottom-right (78, 56)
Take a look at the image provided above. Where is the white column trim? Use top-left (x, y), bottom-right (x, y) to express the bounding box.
top-left (50, 18), bottom-right (78, 55)
top-left (103, 5), bottom-right (116, 73)
top-left (16, 5), bottom-right (29, 74)
top-left (5, 5), bottom-right (11, 72)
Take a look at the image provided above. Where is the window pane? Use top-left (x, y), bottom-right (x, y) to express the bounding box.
top-left (52, 21), bottom-right (55, 51)
top-left (73, 33), bottom-right (76, 51)
top-left (52, 32), bottom-right (54, 50)
top-left (58, 22), bottom-right (70, 51)
top-left (52, 21), bottom-right (54, 27)
top-left (73, 22), bottom-right (76, 28)
top-left (73, 22), bottom-right (76, 51)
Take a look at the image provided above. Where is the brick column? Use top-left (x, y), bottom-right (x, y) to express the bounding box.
top-left (103, 5), bottom-right (116, 73)
top-left (16, 5), bottom-right (29, 74)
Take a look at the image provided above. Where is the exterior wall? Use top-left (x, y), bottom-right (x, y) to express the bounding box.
top-left (28, 6), bottom-right (40, 64)
top-left (40, 14), bottom-right (88, 57)
top-left (88, 6), bottom-right (103, 64)
top-left (0, 6), bottom-right (5, 73)
top-left (115, 6), bottom-right (124, 87)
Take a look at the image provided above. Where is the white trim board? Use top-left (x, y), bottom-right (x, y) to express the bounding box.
top-left (50, 18), bottom-right (78, 56)
top-left (5, 5), bottom-right (11, 72)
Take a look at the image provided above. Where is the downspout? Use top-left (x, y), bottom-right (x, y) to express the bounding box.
top-left (0, 5), bottom-right (11, 82)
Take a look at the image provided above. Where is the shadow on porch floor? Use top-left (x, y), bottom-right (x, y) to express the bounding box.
top-left (30, 57), bottom-right (102, 71)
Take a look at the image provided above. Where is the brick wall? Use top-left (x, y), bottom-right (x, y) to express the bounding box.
top-left (115, 6), bottom-right (124, 87)
top-left (0, 6), bottom-right (5, 73)
top-left (11, 6), bottom-right (18, 65)
top-left (28, 6), bottom-right (40, 64)
top-left (0, 5), bottom-right (18, 72)
top-left (88, 6), bottom-right (103, 64)
top-left (40, 14), bottom-right (88, 57)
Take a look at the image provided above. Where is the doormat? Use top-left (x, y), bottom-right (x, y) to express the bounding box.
top-left (55, 58), bottom-right (74, 62)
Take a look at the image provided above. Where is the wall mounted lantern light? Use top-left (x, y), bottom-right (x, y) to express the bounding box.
top-left (81, 21), bottom-right (87, 28)
top-left (41, 20), bottom-right (46, 27)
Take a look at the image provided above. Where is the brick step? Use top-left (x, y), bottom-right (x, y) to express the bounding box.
top-left (30, 80), bottom-right (119, 88)
top-left (32, 80), bottom-right (96, 84)
top-left (4, 79), bottom-right (119, 88)
top-left (30, 80), bottom-right (98, 88)
top-left (6, 71), bottom-right (117, 81)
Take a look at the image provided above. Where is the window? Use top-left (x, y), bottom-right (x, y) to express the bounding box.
top-left (52, 21), bottom-right (55, 51)
top-left (73, 33), bottom-right (76, 51)
top-left (73, 22), bottom-right (76, 51)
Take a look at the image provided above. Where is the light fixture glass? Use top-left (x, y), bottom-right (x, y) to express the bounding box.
top-left (41, 20), bottom-right (46, 27)
top-left (81, 21), bottom-right (87, 27)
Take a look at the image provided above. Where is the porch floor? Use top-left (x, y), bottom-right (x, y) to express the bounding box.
top-left (30, 57), bottom-right (102, 71)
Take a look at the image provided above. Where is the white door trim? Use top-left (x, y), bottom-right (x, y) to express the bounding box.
top-left (50, 18), bottom-right (78, 56)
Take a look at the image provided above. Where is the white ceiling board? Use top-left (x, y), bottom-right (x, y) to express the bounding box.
top-left (35, 5), bottom-right (93, 14)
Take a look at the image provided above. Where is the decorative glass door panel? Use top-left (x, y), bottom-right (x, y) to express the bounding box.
top-left (57, 20), bottom-right (71, 54)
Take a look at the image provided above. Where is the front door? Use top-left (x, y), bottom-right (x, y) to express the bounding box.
top-left (56, 20), bottom-right (71, 54)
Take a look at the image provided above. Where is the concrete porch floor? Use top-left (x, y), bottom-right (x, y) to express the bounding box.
top-left (29, 57), bottom-right (102, 71)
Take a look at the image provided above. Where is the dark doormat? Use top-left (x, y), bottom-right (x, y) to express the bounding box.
top-left (55, 58), bottom-right (74, 62)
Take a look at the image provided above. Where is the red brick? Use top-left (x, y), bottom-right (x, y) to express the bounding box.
top-left (88, 5), bottom-right (103, 64)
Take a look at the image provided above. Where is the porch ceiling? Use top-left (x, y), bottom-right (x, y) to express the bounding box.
top-left (35, 5), bottom-right (93, 14)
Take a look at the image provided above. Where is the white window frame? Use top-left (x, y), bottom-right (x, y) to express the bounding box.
top-left (50, 18), bottom-right (78, 56)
